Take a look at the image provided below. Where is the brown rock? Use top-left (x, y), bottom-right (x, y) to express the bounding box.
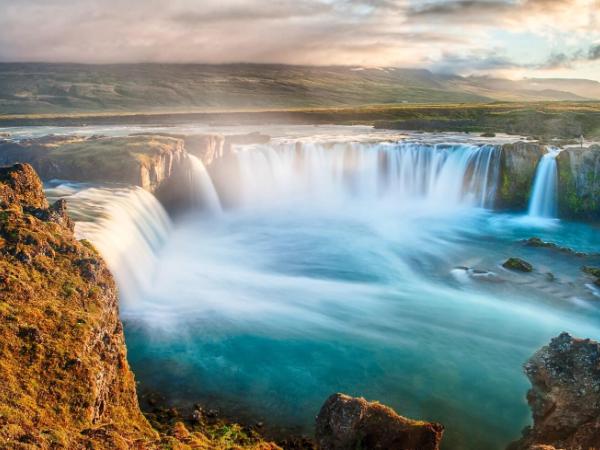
top-left (509, 333), bottom-right (600, 450)
top-left (315, 393), bottom-right (443, 450)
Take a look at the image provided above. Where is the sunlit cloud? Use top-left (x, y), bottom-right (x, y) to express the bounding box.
top-left (0, 0), bottom-right (598, 80)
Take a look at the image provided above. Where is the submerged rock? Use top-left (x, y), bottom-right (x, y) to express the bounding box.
top-left (315, 393), bottom-right (443, 450)
top-left (503, 257), bottom-right (534, 272)
top-left (522, 237), bottom-right (587, 257)
top-left (509, 333), bottom-right (600, 450)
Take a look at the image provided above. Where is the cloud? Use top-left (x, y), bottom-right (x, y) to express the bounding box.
top-left (0, 0), bottom-right (598, 80)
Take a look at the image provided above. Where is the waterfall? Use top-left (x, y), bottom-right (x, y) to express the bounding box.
top-left (187, 154), bottom-right (223, 214)
top-left (229, 142), bottom-right (501, 210)
top-left (528, 147), bottom-right (561, 218)
top-left (71, 187), bottom-right (171, 305)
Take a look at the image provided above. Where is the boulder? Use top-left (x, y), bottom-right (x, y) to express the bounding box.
top-left (509, 333), bottom-right (600, 450)
top-left (315, 393), bottom-right (443, 450)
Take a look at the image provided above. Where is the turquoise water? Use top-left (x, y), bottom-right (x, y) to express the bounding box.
top-left (42, 135), bottom-right (600, 449)
top-left (121, 205), bottom-right (600, 450)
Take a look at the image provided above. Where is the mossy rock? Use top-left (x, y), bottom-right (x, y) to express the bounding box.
top-left (496, 142), bottom-right (545, 211)
top-left (503, 257), bottom-right (533, 272)
top-left (557, 146), bottom-right (600, 220)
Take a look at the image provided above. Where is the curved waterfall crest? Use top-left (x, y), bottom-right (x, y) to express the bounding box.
top-left (72, 187), bottom-right (172, 305)
top-left (229, 141), bottom-right (501, 209)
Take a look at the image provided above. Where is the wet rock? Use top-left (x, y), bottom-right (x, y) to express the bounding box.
top-left (496, 142), bottom-right (546, 211)
top-left (315, 393), bottom-right (443, 450)
top-left (522, 237), bottom-right (587, 257)
top-left (503, 257), bottom-right (533, 272)
top-left (509, 333), bottom-right (600, 450)
top-left (582, 266), bottom-right (600, 286)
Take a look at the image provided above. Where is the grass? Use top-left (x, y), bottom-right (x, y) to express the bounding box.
top-left (2, 101), bottom-right (599, 140)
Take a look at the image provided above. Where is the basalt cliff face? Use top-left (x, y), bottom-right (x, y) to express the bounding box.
top-left (557, 145), bottom-right (600, 220)
top-left (0, 135), bottom-right (186, 192)
top-left (496, 142), bottom-right (546, 211)
top-left (509, 333), bottom-right (600, 450)
top-left (0, 163), bottom-right (279, 450)
top-left (0, 163), bottom-right (156, 448)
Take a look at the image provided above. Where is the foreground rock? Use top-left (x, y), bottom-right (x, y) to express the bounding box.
top-left (509, 333), bottom-right (600, 450)
top-left (0, 163), bottom-right (278, 449)
top-left (315, 393), bottom-right (443, 450)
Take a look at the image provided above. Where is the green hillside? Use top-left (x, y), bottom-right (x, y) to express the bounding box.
top-left (2, 63), bottom-right (600, 116)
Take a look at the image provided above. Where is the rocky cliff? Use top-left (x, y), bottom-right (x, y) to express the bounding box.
top-left (0, 163), bottom-right (278, 449)
top-left (509, 333), bottom-right (600, 450)
top-left (557, 145), bottom-right (600, 220)
top-left (0, 135), bottom-right (186, 192)
top-left (496, 142), bottom-right (546, 210)
top-left (315, 394), bottom-right (444, 450)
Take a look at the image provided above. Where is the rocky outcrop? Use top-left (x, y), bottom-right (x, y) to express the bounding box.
top-left (0, 135), bottom-right (186, 192)
top-left (0, 163), bottom-right (157, 448)
top-left (0, 163), bottom-right (278, 449)
top-left (315, 393), bottom-right (443, 450)
top-left (509, 333), bottom-right (600, 450)
top-left (496, 142), bottom-right (546, 210)
top-left (557, 145), bottom-right (600, 220)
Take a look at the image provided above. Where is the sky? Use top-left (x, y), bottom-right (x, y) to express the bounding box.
top-left (0, 0), bottom-right (599, 80)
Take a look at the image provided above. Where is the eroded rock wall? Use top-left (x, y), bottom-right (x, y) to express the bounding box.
top-left (0, 135), bottom-right (187, 192)
top-left (557, 145), bottom-right (600, 220)
top-left (0, 163), bottom-right (157, 448)
top-left (496, 142), bottom-right (546, 210)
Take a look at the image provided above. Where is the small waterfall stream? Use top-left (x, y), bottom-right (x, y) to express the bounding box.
top-left (528, 147), bottom-right (561, 218)
top-left (187, 154), bottom-right (223, 214)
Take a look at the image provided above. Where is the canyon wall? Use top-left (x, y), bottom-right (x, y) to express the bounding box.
top-left (0, 163), bottom-right (157, 448)
top-left (0, 135), bottom-right (186, 192)
top-left (557, 145), bottom-right (600, 220)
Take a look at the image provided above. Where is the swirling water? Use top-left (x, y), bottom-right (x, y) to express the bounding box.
top-left (48, 138), bottom-right (600, 450)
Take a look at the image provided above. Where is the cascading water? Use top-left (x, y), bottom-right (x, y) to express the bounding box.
top-left (42, 133), bottom-right (600, 450)
top-left (229, 142), bottom-right (501, 210)
top-left (187, 154), bottom-right (223, 214)
top-left (69, 187), bottom-right (171, 305)
top-left (528, 147), bottom-right (562, 218)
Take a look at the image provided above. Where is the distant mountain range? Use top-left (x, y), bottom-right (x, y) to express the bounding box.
top-left (1, 63), bottom-right (599, 115)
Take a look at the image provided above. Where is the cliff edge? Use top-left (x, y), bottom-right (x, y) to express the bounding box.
top-left (0, 163), bottom-right (278, 449)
